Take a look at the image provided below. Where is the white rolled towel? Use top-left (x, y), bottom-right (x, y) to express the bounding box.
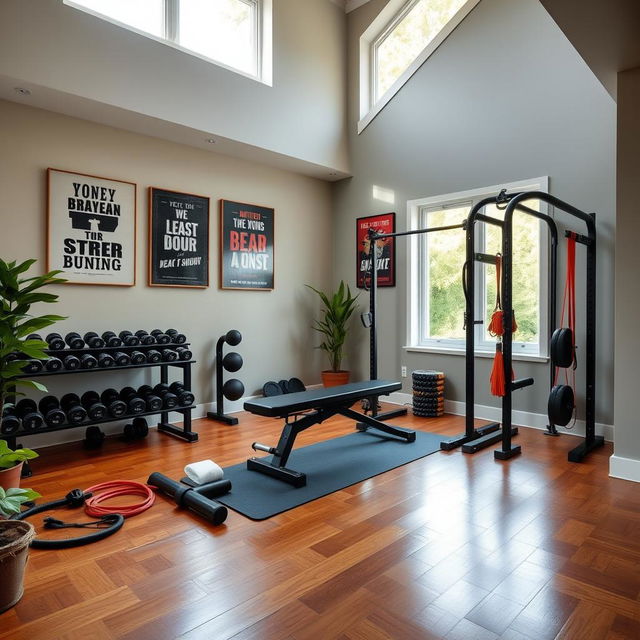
top-left (184, 459), bottom-right (224, 484)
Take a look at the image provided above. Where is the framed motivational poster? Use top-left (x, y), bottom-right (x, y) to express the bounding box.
top-left (356, 212), bottom-right (395, 288)
top-left (148, 187), bottom-right (209, 288)
top-left (220, 200), bottom-right (274, 290)
top-left (47, 168), bottom-right (136, 286)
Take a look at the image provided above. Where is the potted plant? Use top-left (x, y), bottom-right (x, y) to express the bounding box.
top-left (0, 440), bottom-right (39, 490)
top-left (307, 280), bottom-right (359, 387)
top-left (0, 487), bottom-right (40, 613)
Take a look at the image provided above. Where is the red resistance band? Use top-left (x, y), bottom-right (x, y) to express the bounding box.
top-left (84, 480), bottom-right (155, 518)
top-left (554, 233), bottom-right (577, 389)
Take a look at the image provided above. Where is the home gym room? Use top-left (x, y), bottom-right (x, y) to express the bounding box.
top-left (0, 0), bottom-right (638, 638)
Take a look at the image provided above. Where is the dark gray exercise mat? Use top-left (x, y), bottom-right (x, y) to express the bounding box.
top-left (217, 429), bottom-right (443, 520)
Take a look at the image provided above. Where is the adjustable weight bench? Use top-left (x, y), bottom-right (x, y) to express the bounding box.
top-left (244, 380), bottom-right (416, 487)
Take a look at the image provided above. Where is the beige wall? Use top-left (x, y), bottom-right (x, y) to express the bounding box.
top-left (0, 99), bottom-right (334, 445)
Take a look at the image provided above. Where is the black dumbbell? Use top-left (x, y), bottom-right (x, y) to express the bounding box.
top-left (84, 426), bottom-right (106, 449)
top-left (123, 417), bottom-right (149, 441)
top-left (84, 332), bottom-right (106, 349)
top-left (1, 406), bottom-right (20, 435)
top-left (63, 354), bottom-right (81, 370)
top-left (134, 330), bottom-right (156, 345)
top-left (38, 396), bottom-right (67, 427)
top-left (26, 333), bottom-right (45, 344)
top-left (130, 350), bottom-right (147, 365)
top-left (96, 352), bottom-right (115, 368)
top-left (102, 331), bottom-right (123, 348)
top-left (137, 385), bottom-right (163, 412)
top-left (112, 351), bottom-right (131, 367)
top-left (60, 393), bottom-right (89, 424)
top-left (119, 331), bottom-right (140, 347)
top-left (145, 349), bottom-right (162, 364)
top-left (175, 347), bottom-right (193, 361)
top-left (100, 389), bottom-right (128, 418)
top-left (150, 329), bottom-right (171, 345)
top-left (15, 399), bottom-right (45, 431)
top-left (169, 382), bottom-right (195, 407)
top-left (80, 353), bottom-right (98, 369)
top-left (119, 387), bottom-right (146, 414)
top-left (165, 329), bottom-right (187, 344)
top-left (81, 391), bottom-right (108, 421)
top-left (153, 383), bottom-right (178, 409)
top-left (161, 349), bottom-right (178, 362)
top-left (45, 333), bottom-right (66, 351)
top-left (21, 358), bottom-right (44, 374)
top-left (43, 356), bottom-right (63, 372)
top-left (65, 332), bottom-right (85, 349)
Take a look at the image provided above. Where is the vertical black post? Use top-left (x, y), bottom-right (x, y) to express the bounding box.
top-left (465, 216), bottom-right (475, 437)
top-left (369, 232), bottom-right (377, 381)
top-left (585, 215), bottom-right (597, 444)
top-left (215, 336), bottom-right (225, 414)
top-left (546, 231), bottom-right (560, 435)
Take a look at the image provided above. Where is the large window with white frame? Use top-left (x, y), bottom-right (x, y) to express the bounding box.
top-left (406, 178), bottom-right (549, 358)
top-left (65, 0), bottom-right (268, 82)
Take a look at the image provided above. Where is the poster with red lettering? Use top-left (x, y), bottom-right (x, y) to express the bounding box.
top-left (220, 200), bottom-right (274, 290)
top-left (356, 213), bottom-right (395, 288)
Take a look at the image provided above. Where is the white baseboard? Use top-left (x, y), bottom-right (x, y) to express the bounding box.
top-left (384, 392), bottom-right (614, 442)
top-left (609, 455), bottom-right (640, 483)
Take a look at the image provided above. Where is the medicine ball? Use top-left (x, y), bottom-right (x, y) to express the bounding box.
top-left (548, 384), bottom-right (574, 426)
top-left (550, 327), bottom-right (574, 368)
top-left (225, 330), bottom-right (242, 346)
top-left (222, 378), bottom-right (244, 401)
top-left (222, 351), bottom-right (243, 372)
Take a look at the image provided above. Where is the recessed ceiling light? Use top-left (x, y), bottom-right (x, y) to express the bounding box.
top-left (14, 87), bottom-right (31, 96)
top-left (206, 138), bottom-right (216, 144)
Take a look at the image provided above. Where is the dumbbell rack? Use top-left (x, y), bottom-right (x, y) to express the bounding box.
top-left (4, 342), bottom-right (199, 462)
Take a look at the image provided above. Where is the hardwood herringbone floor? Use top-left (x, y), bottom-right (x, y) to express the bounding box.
top-left (2, 408), bottom-right (639, 639)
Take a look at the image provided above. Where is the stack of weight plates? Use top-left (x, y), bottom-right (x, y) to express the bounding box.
top-left (412, 370), bottom-right (445, 417)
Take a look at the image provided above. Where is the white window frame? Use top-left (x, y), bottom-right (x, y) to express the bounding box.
top-left (64, 0), bottom-right (272, 86)
top-left (406, 177), bottom-right (550, 361)
top-left (358, 0), bottom-right (480, 134)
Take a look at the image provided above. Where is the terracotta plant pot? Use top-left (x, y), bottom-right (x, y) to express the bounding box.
top-left (0, 520), bottom-right (35, 613)
top-left (0, 462), bottom-right (23, 491)
top-left (321, 370), bottom-right (350, 387)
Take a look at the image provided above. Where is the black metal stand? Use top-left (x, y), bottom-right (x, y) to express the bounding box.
top-left (206, 332), bottom-right (244, 425)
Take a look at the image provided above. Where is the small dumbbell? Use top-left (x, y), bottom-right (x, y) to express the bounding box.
top-left (60, 393), bottom-right (89, 424)
top-left (81, 391), bottom-right (108, 421)
top-left (80, 353), bottom-right (98, 369)
top-left (119, 387), bottom-right (146, 414)
top-left (123, 417), bottom-right (149, 441)
top-left (26, 333), bottom-right (45, 343)
top-left (43, 356), bottom-right (63, 372)
top-left (169, 382), bottom-right (195, 407)
top-left (63, 354), bottom-right (81, 370)
top-left (137, 385), bottom-right (163, 412)
top-left (102, 331), bottom-right (123, 348)
top-left (38, 396), bottom-right (67, 427)
top-left (1, 406), bottom-right (20, 435)
top-left (65, 332), bottom-right (85, 349)
top-left (112, 351), bottom-right (131, 367)
top-left (150, 329), bottom-right (171, 345)
top-left (145, 350), bottom-right (162, 364)
top-left (153, 383), bottom-right (178, 409)
top-left (161, 349), bottom-right (178, 362)
top-left (165, 329), bottom-right (187, 344)
top-left (118, 331), bottom-right (140, 347)
top-left (45, 333), bottom-right (66, 351)
top-left (84, 332), bottom-right (105, 349)
top-left (96, 352), bottom-right (115, 368)
top-left (84, 426), bottom-right (106, 449)
top-left (175, 347), bottom-right (193, 361)
top-left (21, 358), bottom-right (44, 374)
top-left (134, 330), bottom-right (156, 345)
top-left (130, 350), bottom-right (147, 365)
top-left (15, 399), bottom-right (45, 431)
top-left (100, 389), bottom-right (128, 418)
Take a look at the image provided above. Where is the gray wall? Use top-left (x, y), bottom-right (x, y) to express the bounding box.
top-left (334, 0), bottom-right (616, 422)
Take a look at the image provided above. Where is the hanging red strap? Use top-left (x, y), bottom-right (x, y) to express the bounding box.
top-left (554, 233), bottom-right (577, 390)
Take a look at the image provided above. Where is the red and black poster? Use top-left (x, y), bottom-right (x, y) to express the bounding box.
top-left (356, 212), bottom-right (395, 288)
top-left (220, 200), bottom-right (274, 290)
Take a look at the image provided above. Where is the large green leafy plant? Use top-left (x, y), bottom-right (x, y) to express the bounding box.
top-left (0, 440), bottom-right (38, 470)
top-left (307, 280), bottom-right (359, 372)
top-left (0, 487), bottom-right (41, 518)
top-left (0, 259), bottom-right (66, 421)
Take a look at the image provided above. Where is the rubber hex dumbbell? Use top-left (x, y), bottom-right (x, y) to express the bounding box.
top-left (100, 389), bottom-right (128, 418)
top-left (129, 350), bottom-right (147, 365)
top-left (65, 332), bottom-right (85, 349)
top-left (63, 354), bottom-right (81, 370)
top-left (145, 349), bottom-right (162, 364)
top-left (119, 387), bottom-right (146, 414)
top-left (169, 382), bottom-right (195, 407)
top-left (102, 331), bottom-right (123, 348)
top-left (137, 385), bottom-right (163, 412)
top-left (15, 399), bottom-right (45, 431)
top-left (112, 351), bottom-right (131, 367)
top-left (161, 349), bottom-right (178, 362)
top-left (150, 329), bottom-right (171, 345)
top-left (43, 356), bottom-right (63, 372)
top-left (1, 406), bottom-right (20, 435)
top-left (153, 383), bottom-right (178, 409)
top-left (60, 393), bottom-right (89, 425)
top-left (38, 396), bottom-right (67, 427)
top-left (84, 332), bottom-right (105, 349)
top-left (45, 332), bottom-right (66, 351)
top-left (175, 346), bottom-right (193, 361)
top-left (96, 352), bottom-right (115, 368)
top-left (118, 331), bottom-right (140, 347)
top-left (123, 417), bottom-right (149, 441)
top-left (165, 329), bottom-right (187, 344)
top-left (134, 330), bottom-right (156, 345)
top-left (81, 391), bottom-right (108, 421)
top-left (80, 353), bottom-right (98, 369)
top-left (20, 357), bottom-right (44, 375)
top-left (84, 426), bottom-right (105, 449)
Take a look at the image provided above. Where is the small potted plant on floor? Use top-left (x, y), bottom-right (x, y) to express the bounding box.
top-left (0, 486), bottom-right (39, 613)
top-left (0, 440), bottom-right (39, 490)
top-left (307, 280), bottom-right (359, 387)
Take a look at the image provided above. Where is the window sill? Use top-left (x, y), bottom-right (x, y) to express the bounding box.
top-left (403, 345), bottom-right (549, 363)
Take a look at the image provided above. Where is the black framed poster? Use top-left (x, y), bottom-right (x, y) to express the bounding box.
top-left (47, 168), bottom-right (136, 286)
top-left (356, 212), bottom-right (396, 288)
top-left (148, 187), bottom-right (209, 288)
top-left (220, 200), bottom-right (274, 290)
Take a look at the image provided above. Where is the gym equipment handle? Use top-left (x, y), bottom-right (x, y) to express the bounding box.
top-left (252, 442), bottom-right (277, 454)
top-left (511, 377), bottom-right (534, 391)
